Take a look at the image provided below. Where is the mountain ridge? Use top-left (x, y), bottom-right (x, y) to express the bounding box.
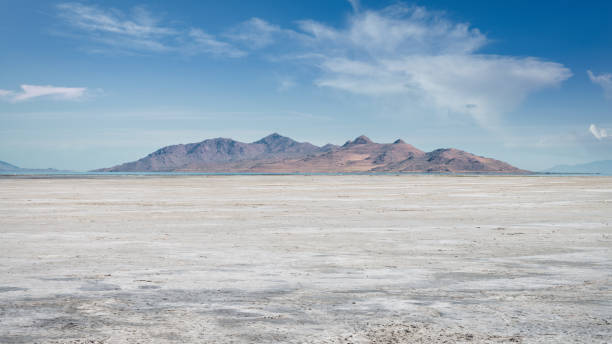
top-left (94, 133), bottom-right (527, 173)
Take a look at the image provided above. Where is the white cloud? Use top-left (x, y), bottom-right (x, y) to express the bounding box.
top-left (285, 4), bottom-right (569, 124)
top-left (58, 3), bottom-right (176, 37)
top-left (317, 55), bottom-right (570, 123)
top-left (222, 4), bottom-right (571, 124)
top-left (0, 85), bottom-right (87, 102)
top-left (54, 2), bottom-right (572, 123)
top-left (57, 2), bottom-right (244, 57)
top-left (224, 18), bottom-right (283, 49)
top-left (587, 70), bottom-right (612, 99)
top-left (277, 78), bottom-right (297, 92)
top-left (295, 5), bottom-right (488, 55)
top-left (347, 0), bottom-right (360, 12)
top-left (188, 29), bottom-right (246, 57)
top-left (589, 124), bottom-right (609, 140)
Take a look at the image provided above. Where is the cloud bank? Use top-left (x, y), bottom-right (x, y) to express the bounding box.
top-left (0, 85), bottom-right (87, 102)
top-left (589, 124), bottom-right (609, 140)
top-left (587, 70), bottom-right (612, 99)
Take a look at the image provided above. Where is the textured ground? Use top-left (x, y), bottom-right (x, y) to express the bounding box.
top-left (0, 175), bottom-right (610, 343)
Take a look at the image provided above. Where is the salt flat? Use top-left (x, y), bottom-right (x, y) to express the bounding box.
top-left (0, 175), bottom-right (610, 343)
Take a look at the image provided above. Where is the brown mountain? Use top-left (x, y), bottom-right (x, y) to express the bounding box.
top-left (96, 133), bottom-right (320, 172)
top-left (95, 133), bottom-right (527, 173)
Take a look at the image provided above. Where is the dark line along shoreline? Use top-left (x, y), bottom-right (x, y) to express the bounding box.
top-left (0, 171), bottom-right (605, 179)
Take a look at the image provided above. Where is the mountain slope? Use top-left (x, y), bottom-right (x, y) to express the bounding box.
top-left (377, 148), bottom-right (522, 173)
top-left (0, 160), bottom-right (20, 171)
top-left (244, 136), bottom-right (523, 173)
top-left (95, 134), bottom-right (527, 173)
top-left (96, 133), bottom-right (322, 172)
top-left (246, 135), bottom-right (428, 173)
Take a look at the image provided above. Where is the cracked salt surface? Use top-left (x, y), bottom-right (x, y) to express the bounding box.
top-left (0, 175), bottom-right (610, 343)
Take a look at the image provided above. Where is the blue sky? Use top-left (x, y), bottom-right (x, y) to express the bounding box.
top-left (1, 0), bottom-right (611, 171)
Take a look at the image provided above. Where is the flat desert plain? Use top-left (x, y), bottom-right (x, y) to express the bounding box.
top-left (0, 175), bottom-right (611, 343)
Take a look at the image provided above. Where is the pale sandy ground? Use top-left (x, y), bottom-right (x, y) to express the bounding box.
top-left (0, 175), bottom-right (611, 343)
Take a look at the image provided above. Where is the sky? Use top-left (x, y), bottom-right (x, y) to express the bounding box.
top-left (1, 0), bottom-right (611, 171)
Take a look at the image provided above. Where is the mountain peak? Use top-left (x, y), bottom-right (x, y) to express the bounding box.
top-left (95, 134), bottom-right (525, 173)
top-left (254, 133), bottom-right (289, 144)
top-left (353, 135), bottom-right (373, 144)
top-left (351, 135), bottom-right (373, 145)
top-left (342, 135), bottom-right (374, 147)
top-left (251, 133), bottom-right (319, 155)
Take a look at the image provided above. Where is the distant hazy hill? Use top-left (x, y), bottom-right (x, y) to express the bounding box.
top-left (0, 160), bottom-right (21, 171)
top-left (0, 160), bottom-right (62, 173)
top-left (544, 160), bottom-right (612, 174)
top-left (95, 133), bottom-right (526, 173)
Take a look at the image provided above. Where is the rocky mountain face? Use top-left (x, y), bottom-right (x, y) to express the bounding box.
top-left (97, 133), bottom-right (321, 172)
top-left (95, 133), bottom-right (526, 173)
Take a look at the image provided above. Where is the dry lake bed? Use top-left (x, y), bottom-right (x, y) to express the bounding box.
top-left (0, 175), bottom-right (611, 343)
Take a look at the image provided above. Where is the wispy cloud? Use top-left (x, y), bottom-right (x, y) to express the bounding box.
top-left (227, 4), bottom-right (571, 124)
top-left (277, 77), bottom-right (297, 92)
top-left (589, 124), bottom-right (609, 140)
top-left (224, 18), bottom-right (284, 49)
top-left (54, 2), bottom-right (572, 125)
top-left (0, 85), bottom-right (87, 102)
top-left (347, 0), bottom-right (360, 12)
top-left (56, 2), bottom-right (244, 57)
top-left (587, 70), bottom-right (612, 99)
top-left (187, 29), bottom-right (246, 57)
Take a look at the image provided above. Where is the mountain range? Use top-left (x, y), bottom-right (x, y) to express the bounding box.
top-left (94, 133), bottom-right (526, 173)
top-left (0, 160), bottom-right (62, 173)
